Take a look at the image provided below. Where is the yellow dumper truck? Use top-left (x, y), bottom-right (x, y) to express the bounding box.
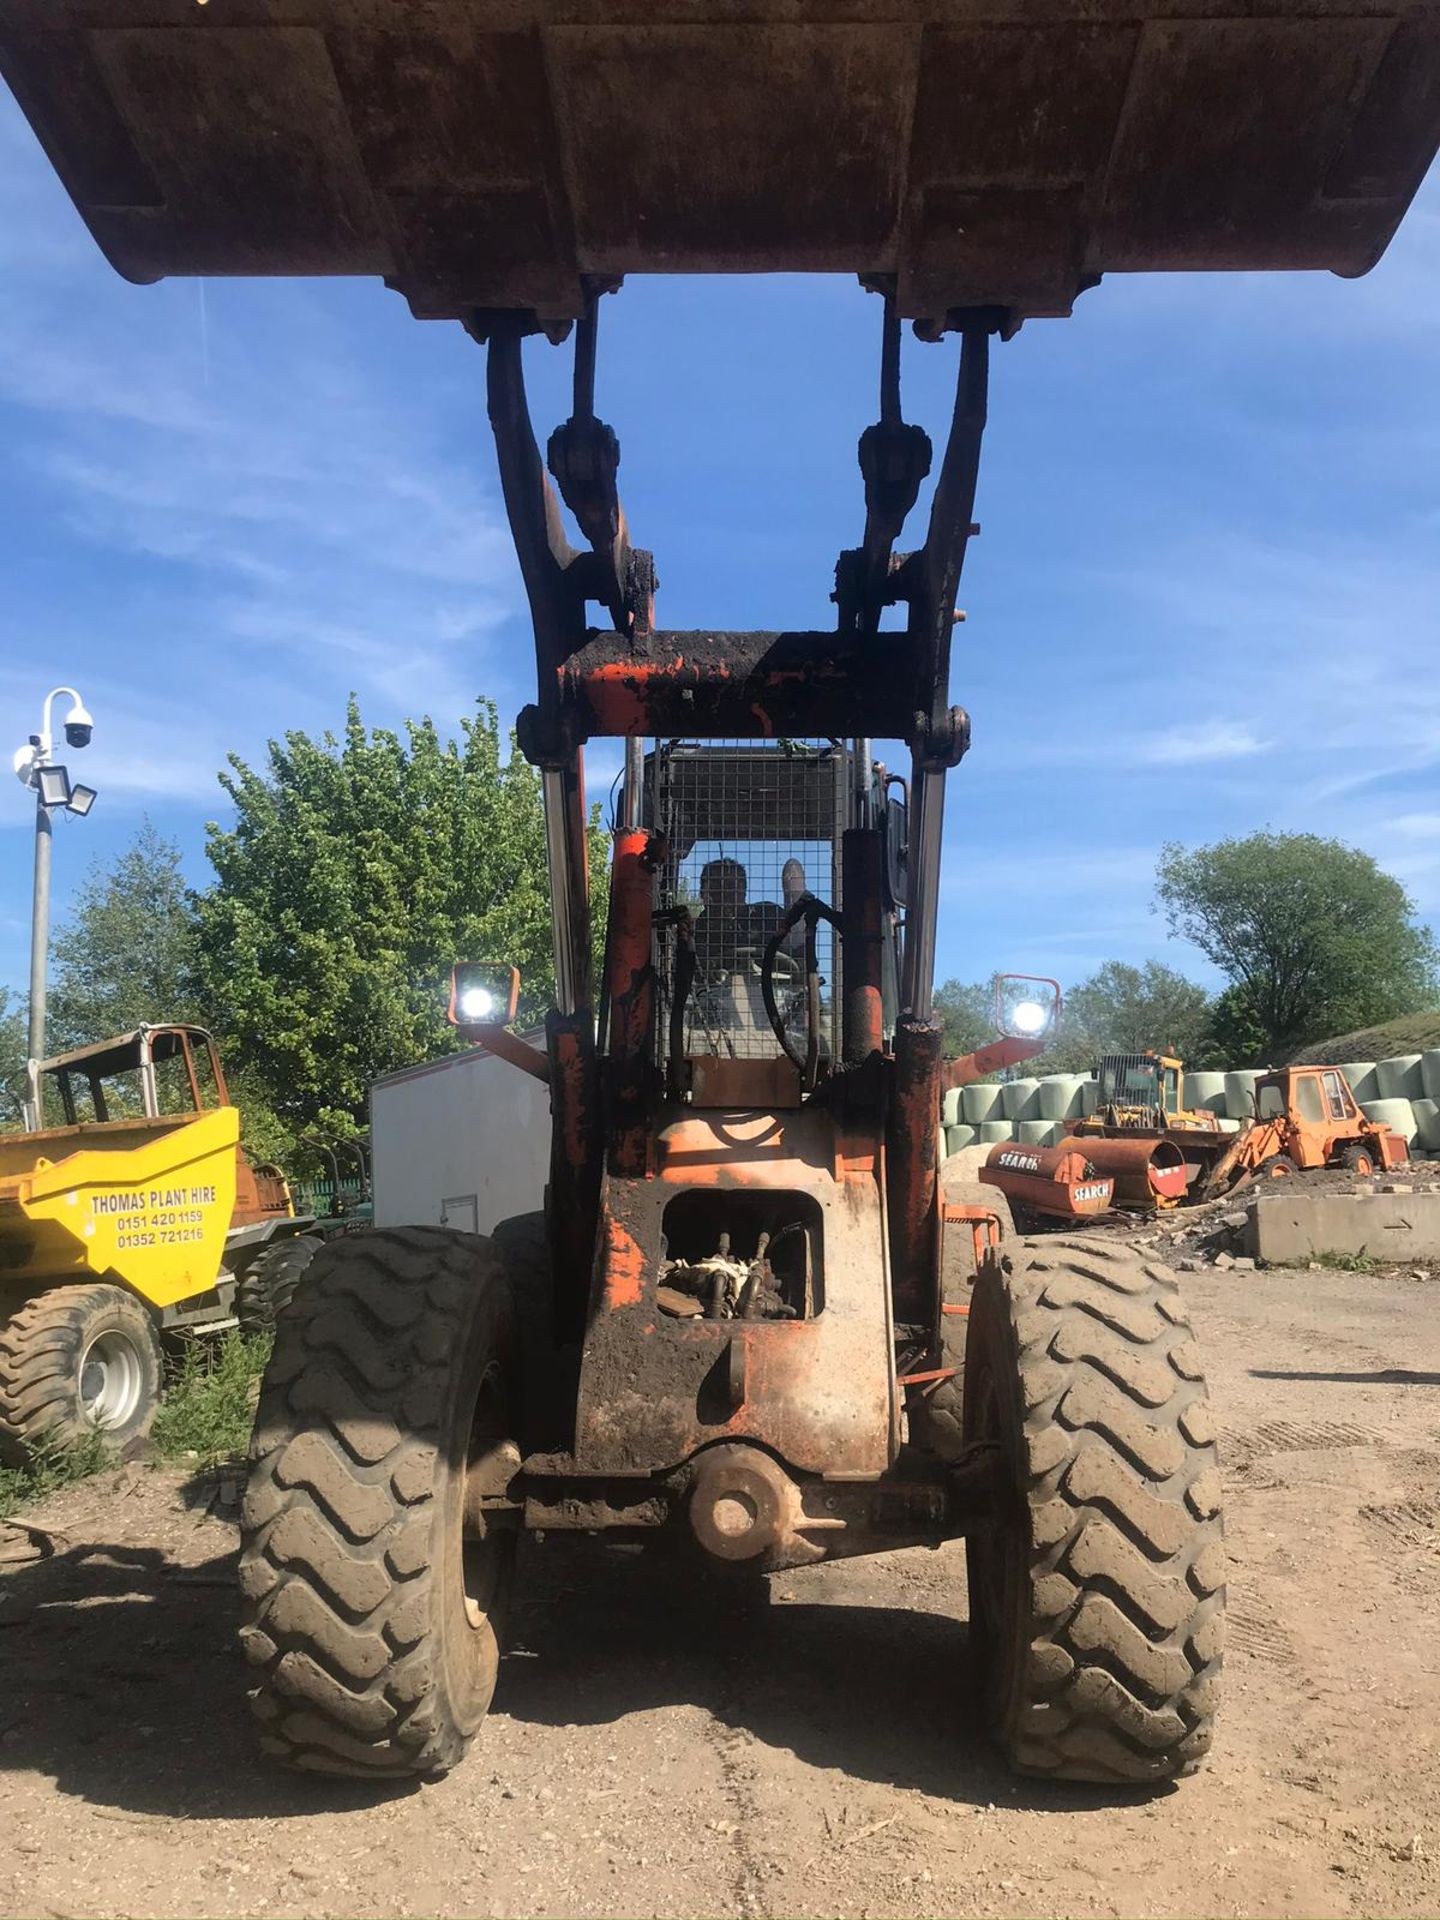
top-left (0, 1025), bottom-right (321, 1463)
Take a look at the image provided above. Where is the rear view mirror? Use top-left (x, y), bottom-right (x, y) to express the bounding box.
top-left (447, 964), bottom-right (520, 1030)
top-left (995, 973), bottom-right (1061, 1041)
top-left (884, 792), bottom-right (909, 909)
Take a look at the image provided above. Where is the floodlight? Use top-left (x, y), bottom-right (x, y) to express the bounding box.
top-left (36, 764), bottom-right (71, 809)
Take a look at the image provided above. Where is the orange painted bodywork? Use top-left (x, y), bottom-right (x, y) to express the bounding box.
top-left (1212, 1066), bottom-right (1410, 1184)
top-left (574, 1104), bottom-right (896, 1479)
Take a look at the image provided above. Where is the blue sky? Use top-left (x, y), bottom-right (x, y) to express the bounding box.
top-left (1, 85), bottom-right (1436, 1006)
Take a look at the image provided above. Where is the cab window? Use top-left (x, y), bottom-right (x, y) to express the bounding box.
top-left (1257, 1082), bottom-right (1286, 1119)
top-left (1295, 1074), bottom-right (1325, 1124)
top-left (1321, 1069), bottom-right (1349, 1122)
top-left (1162, 1066), bottom-right (1179, 1115)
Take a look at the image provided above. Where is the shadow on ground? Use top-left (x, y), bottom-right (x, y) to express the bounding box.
top-left (0, 1513), bottom-right (1154, 1821)
top-left (0, 1512), bottom-right (412, 1822)
top-left (1251, 1367), bottom-right (1440, 1386)
top-left (496, 1536), bottom-right (1159, 1814)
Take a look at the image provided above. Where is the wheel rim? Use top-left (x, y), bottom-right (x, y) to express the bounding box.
top-left (1268, 1159), bottom-right (1292, 1178)
top-left (461, 1361), bottom-right (513, 1631)
top-left (79, 1329), bottom-right (145, 1430)
top-left (966, 1356), bottom-right (1026, 1717)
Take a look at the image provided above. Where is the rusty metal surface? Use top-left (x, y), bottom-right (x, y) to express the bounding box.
top-left (559, 629), bottom-right (922, 744)
top-left (573, 1104), bottom-right (896, 1479)
top-left (978, 1142), bottom-right (1116, 1218)
top-left (603, 827), bottom-right (660, 1179)
top-left (940, 1033), bottom-right (1048, 1092)
top-left (4, 5), bottom-right (1436, 323)
top-left (886, 1017), bottom-right (943, 1327)
top-left (687, 1057), bottom-right (803, 1110)
top-left (546, 1006), bottom-right (602, 1348)
top-left (1055, 1131), bottom-right (1189, 1208)
top-left (840, 829), bottom-right (884, 1067)
top-left (686, 1439), bottom-right (978, 1572)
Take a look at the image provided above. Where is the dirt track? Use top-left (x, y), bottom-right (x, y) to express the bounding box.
top-left (3, 1258), bottom-right (1440, 1920)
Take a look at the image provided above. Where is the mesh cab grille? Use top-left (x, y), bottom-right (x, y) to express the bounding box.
top-left (646, 740), bottom-right (847, 1067)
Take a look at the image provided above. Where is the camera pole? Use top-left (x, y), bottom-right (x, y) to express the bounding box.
top-left (11, 686), bottom-right (97, 1130)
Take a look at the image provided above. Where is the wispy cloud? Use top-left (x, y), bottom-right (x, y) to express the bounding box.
top-left (0, 88), bottom-right (524, 760)
top-left (1141, 721), bottom-right (1266, 766)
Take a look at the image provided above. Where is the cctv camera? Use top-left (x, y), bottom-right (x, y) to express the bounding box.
top-left (64, 719), bottom-right (93, 749)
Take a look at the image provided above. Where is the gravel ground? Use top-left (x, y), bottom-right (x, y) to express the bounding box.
top-left (2, 1256), bottom-right (1439, 1919)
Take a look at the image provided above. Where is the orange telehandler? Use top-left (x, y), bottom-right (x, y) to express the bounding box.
top-left (4, 3), bottom-right (1435, 1790)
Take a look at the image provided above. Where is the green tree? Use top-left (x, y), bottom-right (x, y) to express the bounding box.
top-left (1156, 832), bottom-right (1438, 1058)
top-left (197, 697), bottom-right (605, 1135)
top-left (1202, 981), bottom-right (1269, 1068)
top-left (968, 959), bottom-right (1216, 1077)
top-left (0, 986), bottom-right (27, 1130)
top-left (933, 978), bottom-right (998, 1061)
top-left (1065, 960), bottom-right (1213, 1061)
top-left (47, 821), bottom-right (201, 1052)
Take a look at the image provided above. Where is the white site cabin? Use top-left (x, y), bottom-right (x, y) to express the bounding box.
top-left (370, 1044), bottom-right (548, 1236)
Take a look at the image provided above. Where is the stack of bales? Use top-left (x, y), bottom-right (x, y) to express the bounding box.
top-left (942, 1073), bottom-right (1098, 1156)
top-left (941, 1054), bottom-right (1440, 1160)
top-left (1361, 1053), bottom-right (1440, 1152)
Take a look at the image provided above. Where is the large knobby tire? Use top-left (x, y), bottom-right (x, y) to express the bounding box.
top-left (236, 1233), bottom-right (323, 1332)
top-left (1258, 1154), bottom-right (1297, 1180)
top-left (0, 1283), bottom-right (163, 1466)
top-left (963, 1234), bottom-right (1223, 1784)
top-left (238, 1227), bottom-right (521, 1778)
top-left (917, 1179), bottom-right (1014, 1464)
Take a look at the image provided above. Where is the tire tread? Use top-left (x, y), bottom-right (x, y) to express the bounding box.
top-left (238, 1226), bottom-right (513, 1778)
top-left (969, 1233), bottom-right (1224, 1784)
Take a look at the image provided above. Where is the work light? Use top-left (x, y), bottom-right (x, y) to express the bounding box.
top-left (36, 764), bottom-right (71, 809)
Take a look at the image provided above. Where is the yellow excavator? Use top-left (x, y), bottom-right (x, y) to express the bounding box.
top-left (2, 4), bottom-right (1435, 1791)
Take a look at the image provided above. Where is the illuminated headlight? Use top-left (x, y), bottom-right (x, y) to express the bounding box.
top-left (458, 986), bottom-right (496, 1022)
top-left (1011, 999), bottom-right (1047, 1036)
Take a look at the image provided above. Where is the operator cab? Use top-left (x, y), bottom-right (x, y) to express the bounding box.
top-left (1095, 1050), bottom-right (1180, 1121)
top-left (644, 739), bottom-right (905, 1106)
top-left (1256, 1067), bottom-right (1359, 1125)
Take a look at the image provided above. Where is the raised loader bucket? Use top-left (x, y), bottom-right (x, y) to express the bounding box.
top-left (2, 4), bottom-right (1436, 324)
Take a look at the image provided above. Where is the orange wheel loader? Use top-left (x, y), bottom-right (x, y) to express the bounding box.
top-left (4, 2), bottom-right (1436, 1788)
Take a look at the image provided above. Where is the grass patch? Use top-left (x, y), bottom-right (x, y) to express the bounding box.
top-left (1292, 1010), bottom-right (1440, 1066)
top-left (0, 1330), bottom-right (271, 1521)
top-left (1312, 1249), bottom-right (1377, 1273)
top-left (151, 1331), bottom-right (272, 1465)
top-left (0, 1429), bottom-right (110, 1523)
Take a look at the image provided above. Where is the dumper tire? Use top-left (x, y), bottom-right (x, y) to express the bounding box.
top-left (0, 1283), bottom-right (163, 1466)
top-left (963, 1234), bottom-right (1223, 1783)
top-left (238, 1227), bottom-right (520, 1779)
top-left (914, 1179), bottom-right (1013, 1464)
top-left (236, 1233), bottom-right (323, 1331)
